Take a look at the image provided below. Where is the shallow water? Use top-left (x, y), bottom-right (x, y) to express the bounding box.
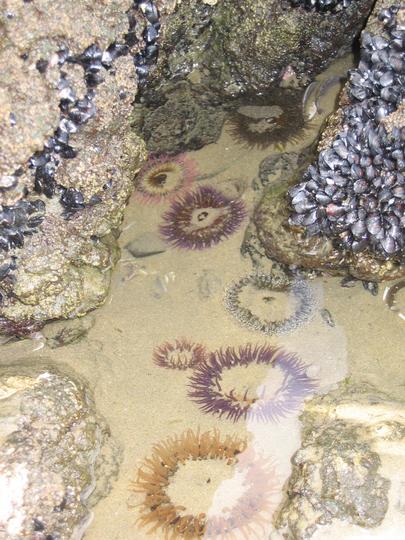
top-left (3, 55), bottom-right (405, 540)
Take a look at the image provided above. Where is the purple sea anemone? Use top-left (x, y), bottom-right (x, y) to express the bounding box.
top-left (159, 186), bottom-right (247, 250)
top-left (153, 339), bottom-right (208, 370)
top-left (188, 344), bottom-right (317, 423)
top-left (134, 154), bottom-right (197, 204)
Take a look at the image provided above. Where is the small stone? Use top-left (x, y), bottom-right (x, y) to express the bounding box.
top-left (125, 232), bottom-right (167, 258)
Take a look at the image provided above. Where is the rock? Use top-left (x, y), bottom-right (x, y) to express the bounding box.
top-left (0, 0), bottom-right (169, 324)
top-left (0, 361), bottom-right (121, 540)
top-left (252, 1), bottom-right (405, 282)
top-left (42, 315), bottom-right (95, 348)
top-left (275, 382), bottom-right (405, 539)
top-left (134, 80), bottom-right (225, 154)
top-left (254, 149), bottom-right (315, 191)
top-left (145, 0), bottom-right (375, 99)
top-left (125, 231), bottom-right (167, 258)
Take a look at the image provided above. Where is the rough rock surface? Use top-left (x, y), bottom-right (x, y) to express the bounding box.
top-left (0, 1), bottom-right (155, 325)
top-left (144, 0), bottom-right (375, 99)
top-left (134, 80), bottom-right (225, 154)
top-left (275, 382), bottom-right (405, 539)
top-left (252, 0), bottom-right (405, 282)
top-left (0, 362), bottom-right (121, 540)
top-left (253, 181), bottom-right (405, 281)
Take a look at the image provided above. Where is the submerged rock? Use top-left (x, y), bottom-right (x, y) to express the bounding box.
top-left (0, 362), bottom-right (121, 540)
top-left (133, 80), bottom-right (225, 154)
top-left (41, 315), bottom-right (95, 348)
top-left (275, 382), bottom-right (405, 539)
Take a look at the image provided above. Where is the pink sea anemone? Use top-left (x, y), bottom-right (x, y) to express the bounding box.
top-left (134, 154), bottom-right (198, 204)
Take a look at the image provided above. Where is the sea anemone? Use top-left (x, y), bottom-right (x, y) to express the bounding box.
top-left (188, 344), bottom-right (317, 423)
top-left (134, 154), bottom-right (198, 204)
top-left (153, 339), bottom-right (208, 370)
top-left (205, 447), bottom-right (279, 539)
top-left (226, 90), bottom-right (308, 151)
top-left (133, 429), bottom-right (246, 538)
top-left (288, 6), bottom-right (405, 259)
top-left (160, 186), bottom-right (247, 250)
top-left (224, 273), bottom-right (315, 336)
top-left (133, 429), bottom-right (279, 539)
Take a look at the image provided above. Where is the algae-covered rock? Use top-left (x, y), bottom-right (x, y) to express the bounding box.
top-left (147, 0), bottom-right (375, 98)
top-left (134, 80), bottom-right (225, 154)
top-left (275, 382), bottom-right (405, 539)
top-left (0, 361), bottom-right (121, 540)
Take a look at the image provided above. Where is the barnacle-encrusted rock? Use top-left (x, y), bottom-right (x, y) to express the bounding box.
top-left (252, 0), bottom-right (405, 281)
top-left (145, 0), bottom-right (374, 99)
top-left (0, 125), bottom-right (144, 322)
top-left (275, 382), bottom-right (405, 539)
top-left (0, 361), bottom-right (121, 540)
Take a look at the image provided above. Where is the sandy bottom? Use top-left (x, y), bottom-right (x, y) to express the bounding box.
top-left (2, 56), bottom-right (405, 540)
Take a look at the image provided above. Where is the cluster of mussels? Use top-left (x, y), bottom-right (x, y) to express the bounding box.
top-left (289, 6), bottom-right (405, 260)
top-left (288, 0), bottom-right (353, 12)
top-left (0, 0), bottom-right (160, 258)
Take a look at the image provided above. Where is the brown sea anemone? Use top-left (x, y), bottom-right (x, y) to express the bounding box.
top-left (133, 429), bottom-right (279, 539)
top-left (134, 154), bottom-right (198, 204)
top-left (226, 90), bottom-right (309, 151)
top-left (153, 339), bottom-right (208, 370)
